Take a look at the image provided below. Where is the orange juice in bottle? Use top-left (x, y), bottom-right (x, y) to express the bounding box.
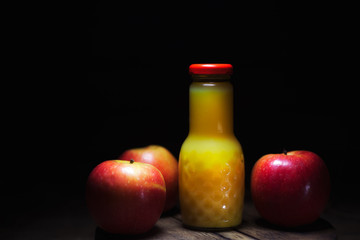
top-left (179, 64), bottom-right (245, 229)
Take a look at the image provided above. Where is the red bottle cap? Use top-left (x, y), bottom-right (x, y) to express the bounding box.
top-left (189, 64), bottom-right (233, 75)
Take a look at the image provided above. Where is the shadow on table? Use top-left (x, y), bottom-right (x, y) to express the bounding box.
top-left (94, 226), bottom-right (162, 240)
top-left (254, 217), bottom-right (335, 233)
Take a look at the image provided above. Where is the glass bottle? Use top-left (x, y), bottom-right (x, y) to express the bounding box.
top-left (179, 64), bottom-right (245, 229)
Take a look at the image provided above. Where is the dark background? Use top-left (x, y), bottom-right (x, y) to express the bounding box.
top-left (83, 1), bottom-right (357, 202)
top-left (2, 1), bottom-right (358, 238)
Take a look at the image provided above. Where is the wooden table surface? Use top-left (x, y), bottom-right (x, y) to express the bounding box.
top-left (6, 193), bottom-right (360, 240)
top-left (95, 202), bottom-right (336, 240)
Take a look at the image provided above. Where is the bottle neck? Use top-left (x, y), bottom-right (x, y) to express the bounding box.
top-left (189, 81), bottom-right (234, 136)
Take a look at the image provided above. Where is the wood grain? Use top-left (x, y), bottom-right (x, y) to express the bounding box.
top-left (238, 202), bottom-right (337, 240)
top-left (94, 202), bottom-right (336, 239)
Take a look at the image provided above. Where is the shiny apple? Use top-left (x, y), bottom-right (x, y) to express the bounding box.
top-left (119, 145), bottom-right (178, 211)
top-left (86, 160), bottom-right (166, 234)
top-left (251, 150), bottom-right (330, 227)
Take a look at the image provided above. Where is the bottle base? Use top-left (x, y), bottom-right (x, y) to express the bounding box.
top-left (182, 223), bottom-right (241, 232)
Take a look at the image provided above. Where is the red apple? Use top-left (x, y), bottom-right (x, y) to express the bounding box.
top-left (119, 145), bottom-right (178, 212)
top-left (86, 160), bottom-right (166, 234)
top-left (251, 150), bottom-right (330, 227)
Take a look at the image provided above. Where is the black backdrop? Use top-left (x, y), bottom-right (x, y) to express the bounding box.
top-left (3, 1), bottom-right (358, 230)
top-left (84, 2), bottom-right (357, 200)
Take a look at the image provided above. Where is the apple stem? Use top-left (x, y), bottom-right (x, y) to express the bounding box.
top-left (283, 148), bottom-right (287, 155)
top-left (130, 159), bottom-right (135, 164)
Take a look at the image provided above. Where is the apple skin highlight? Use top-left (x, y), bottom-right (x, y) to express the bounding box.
top-left (86, 160), bottom-right (166, 234)
top-left (251, 150), bottom-right (330, 227)
top-left (119, 145), bottom-right (178, 212)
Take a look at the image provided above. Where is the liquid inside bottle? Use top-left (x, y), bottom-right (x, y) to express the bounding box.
top-left (179, 64), bottom-right (245, 229)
